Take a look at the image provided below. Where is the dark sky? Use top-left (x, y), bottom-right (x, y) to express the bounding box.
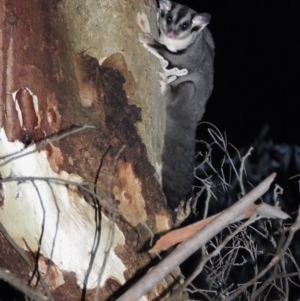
top-left (184, 1), bottom-right (300, 148)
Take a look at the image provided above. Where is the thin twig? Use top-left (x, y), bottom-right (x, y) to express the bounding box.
top-left (238, 147), bottom-right (253, 197)
top-left (222, 209), bottom-right (300, 301)
top-left (0, 125), bottom-right (94, 167)
top-left (167, 215), bottom-right (259, 300)
top-left (0, 223), bottom-right (54, 301)
top-left (115, 173), bottom-right (276, 301)
top-left (0, 267), bottom-right (50, 301)
top-left (94, 145), bottom-right (126, 301)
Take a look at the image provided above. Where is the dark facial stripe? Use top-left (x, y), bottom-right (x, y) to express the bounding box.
top-left (175, 7), bottom-right (190, 25)
top-left (170, 2), bottom-right (177, 12)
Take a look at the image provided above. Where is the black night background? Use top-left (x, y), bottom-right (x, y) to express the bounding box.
top-left (189, 0), bottom-right (300, 147)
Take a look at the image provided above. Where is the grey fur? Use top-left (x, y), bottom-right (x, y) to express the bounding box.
top-left (141, 0), bottom-right (215, 209)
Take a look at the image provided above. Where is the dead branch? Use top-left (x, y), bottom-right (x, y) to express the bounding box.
top-left (149, 201), bottom-right (289, 253)
top-left (0, 125), bottom-right (94, 168)
top-left (167, 215), bottom-right (259, 300)
top-left (116, 173), bottom-right (277, 301)
top-left (222, 208), bottom-right (300, 301)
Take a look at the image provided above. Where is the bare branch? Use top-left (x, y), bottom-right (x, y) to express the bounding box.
top-left (148, 200), bottom-right (288, 253)
top-left (0, 125), bottom-right (94, 167)
top-left (116, 173), bottom-right (277, 301)
top-left (167, 215), bottom-right (259, 300)
top-left (94, 145), bottom-right (126, 301)
top-left (222, 208), bottom-right (300, 301)
top-left (238, 147), bottom-right (253, 196)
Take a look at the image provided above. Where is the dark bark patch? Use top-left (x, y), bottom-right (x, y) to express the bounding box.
top-left (52, 272), bottom-right (80, 301)
top-left (0, 231), bottom-right (32, 290)
top-left (102, 53), bottom-right (137, 100)
top-left (75, 53), bottom-right (171, 232)
top-left (75, 53), bottom-right (99, 108)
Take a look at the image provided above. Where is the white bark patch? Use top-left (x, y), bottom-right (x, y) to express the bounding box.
top-left (11, 87), bottom-right (41, 128)
top-left (0, 128), bottom-right (126, 289)
top-left (11, 90), bottom-right (23, 127)
top-left (136, 12), bottom-right (150, 33)
top-left (155, 162), bottom-right (162, 184)
top-left (32, 92), bottom-right (42, 128)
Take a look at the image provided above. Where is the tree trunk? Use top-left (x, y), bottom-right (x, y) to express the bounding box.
top-left (0, 0), bottom-right (183, 300)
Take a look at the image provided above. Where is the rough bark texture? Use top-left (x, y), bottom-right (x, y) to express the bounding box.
top-left (0, 0), bottom-right (182, 300)
top-left (57, 0), bottom-right (166, 176)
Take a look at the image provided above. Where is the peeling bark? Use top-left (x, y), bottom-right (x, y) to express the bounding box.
top-left (0, 0), bottom-right (183, 300)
